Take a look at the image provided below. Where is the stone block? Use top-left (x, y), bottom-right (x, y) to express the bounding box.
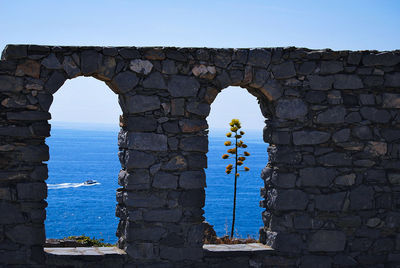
top-left (159, 246), bottom-right (203, 261)
top-left (124, 191), bottom-right (167, 208)
top-left (297, 61), bottom-right (316, 75)
top-left (125, 116), bottom-right (157, 132)
top-left (350, 185), bottom-right (374, 210)
top-left (301, 255), bottom-right (332, 268)
top-left (334, 173), bottom-right (356, 186)
top-left (272, 61), bottom-right (296, 79)
top-left (298, 167), bottom-right (335, 187)
top-left (17, 182), bottom-right (46, 201)
top-left (316, 106), bottom-right (346, 124)
top-left (171, 98), bottom-right (185, 116)
top-left (168, 75), bottom-right (200, 97)
top-left (352, 126), bottom-right (372, 140)
top-left (41, 53), bottom-right (62, 69)
top-left (308, 230), bottom-right (346, 252)
top-left (152, 172), bottom-right (178, 189)
top-left (2, 45), bottom-right (27, 59)
top-left (6, 225), bottom-right (45, 245)
top-left (126, 132), bottom-right (167, 151)
top-left (44, 71), bottom-right (66, 93)
top-left (7, 111), bottom-right (51, 121)
top-left (180, 136), bottom-right (208, 152)
top-left (382, 93), bottom-right (400, 108)
top-left (332, 128), bottom-right (350, 143)
top-left (315, 192), bottom-right (346, 211)
top-left (268, 189), bottom-right (308, 211)
top-left (0, 202), bottom-right (25, 224)
top-left (179, 189), bottom-right (205, 207)
top-left (130, 59), bottom-right (153, 75)
top-left (108, 71), bottom-right (139, 93)
top-left (186, 153), bottom-right (207, 169)
top-left (389, 173), bottom-right (400, 185)
top-left (334, 74), bottom-right (363, 89)
top-left (363, 52), bottom-right (400, 66)
top-left (317, 152), bottom-right (351, 166)
top-left (293, 131), bottom-right (330, 145)
top-left (186, 102), bottom-right (210, 116)
top-left (162, 59), bottom-right (178, 74)
top-left (124, 94), bottom-right (161, 114)
top-left (360, 107), bottom-right (391, 123)
top-left (308, 75), bottom-right (334, 90)
top-left (248, 49), bottom-right (271, 67)
top-left (162, 121), bottom-right (180, 134)
top-left (179, 171), bottom-right (206, 189)
top-left (385, 73), bottom-right (400, 87)
top-left (365, 142), bottom-right (387, 156)
top-left (364, 169), bottom-right (386, 184)
top-left (276, 98), bottom-right (307, 120)
top-left (381, 129), bottom-right (400, 142)
top-left (125, 243), bottom-right (158, 259)
top-left (123, 169), bottom-right (151, 190)
top-left (16, 60), bottom-right (41, 78)
top-left (179, 119), bottom-right (208, 133)
top-left (143, 72), bottom-right (167, 89)
top-left (125, 150), bottom-right (156, 169)
top-left (162, 155), bottom-right (187, 171)
top-left (143, 209), bottom-right (182, 222)
top-left (127, 226), bottom-right (166, 242)
top-left (96, 56), bottom-right (116, 81)
top-left (272, 232), bottom-right (304, 253)
top-left (63, 56), bottom-right (81, 78)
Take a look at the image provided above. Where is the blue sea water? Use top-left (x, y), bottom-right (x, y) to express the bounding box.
top-left (45, 124), bottom-right (268, 243)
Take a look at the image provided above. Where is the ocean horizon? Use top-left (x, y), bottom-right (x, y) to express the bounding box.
top-left (45, 121), bottom-right (268, 243)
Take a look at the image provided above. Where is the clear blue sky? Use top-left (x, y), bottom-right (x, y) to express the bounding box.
top-left (1, 0), bottom-right (399, 130)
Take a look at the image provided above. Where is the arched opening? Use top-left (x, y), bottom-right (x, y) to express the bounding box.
top-left (204, 86), bottom-right (268, 242)
top-left (45, 76), bottom-right (121, 245)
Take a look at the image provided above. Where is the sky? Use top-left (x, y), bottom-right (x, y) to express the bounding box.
top-left (1, 0), bottom-right (399, 130)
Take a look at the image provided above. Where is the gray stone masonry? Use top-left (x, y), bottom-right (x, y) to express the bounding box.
top-left (0, 45), bottom-right (400, 267)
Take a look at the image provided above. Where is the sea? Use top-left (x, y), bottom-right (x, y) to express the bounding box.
top-left (45, 122), bottom-right (269, 243)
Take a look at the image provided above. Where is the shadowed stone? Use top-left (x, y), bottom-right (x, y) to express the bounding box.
top-left (298, 167), bottom-right (335, 187)
top-left (122, 169), bottom-right (151, 190)
top-left (293, 131), bottom-right (330, 145)
top-left (143, 209), bottom-right (182, 222)
top-left (333, 128), bottom-right (350, 143)
top-left (41, 53), bottom-right (61, 69)
top-left (0, 75), bottom-right (23, 92)
top-left (350, 185), bottom-right (374, 210)
top-left (301, 255), bottom-right (332, 268)
top-left (315, 192), bottom-right (346, 211)
top-left (317, 152), bottom-right (352, 166)
top-left (6, 225), bottom-right (45, 245)
top-left (126, 133), bottom-right (167, 151)
top-left (308, 75), bottom-right (334, 90)
top-left (17, 182), bottom-right (47, 200)
top-left (162, 155), bottom-right (187, 171)
top-left (179, 171), bottom-right (206, 189)
top-left (180, 136), bottom-right (208, 152)
top-left (63, 56), bottom-right (81, 78)
top-left (360, 107), bottom-right (391, 123)
top-left (153, 172), bottom-right (178, 189)
top-left (308, 231), bottom-right (346, 252)
top-left (297, 61), bottom-right (316, 75)
top-left (0, 202), bottom-right (25, 224)
top-left (168, 75), bottom-right (200, 97)
top-left (16, 60), bottom-right (41, 78)
top-left (125, 116), bottom-right (158, 131)
top-left (44, 71), bottom-right (66, 93)
top-left (363, 52), bottom-right (400, 66)
top-left (335, 174), bottom-right (356, 186)
top-left (334, 74), bottom-right (363, 89)
top-left (81, 50), bottom-right (101, 75)
top-left (385, 73), bottom-right (400, 87)
top-left (276, 99), bottom-right (307, 120)
top-left (267, 189), bottom-right (308, 211)
top-left (179, 119), bottom-right (208, 133)
top-left (316, 106), bottom-right (346, 124)
top-left (186, 102), bottom-right (210, 116)
top-left (320, 61), bottom-right (343, 74)
top-left (7, 111), bottom-right (51, 121)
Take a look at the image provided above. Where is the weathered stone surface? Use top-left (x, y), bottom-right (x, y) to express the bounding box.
top-left (81, 50), bottom-right (101, 75)
top-left (301, 255), bottom-right (332, 268)
top-left (16, 60), bottom-right (41, 78)
top-left (186, 153), bottom-right (207, 169)
top-left (350, 185), bottom-right (374, 210)
top-left (186, 102), bottom-right (210, 116)
top-left (122, 169), bottom-right (151, 190)
top-left (334, 74), bottom-right (363, 89)
top-left (7, 111), bottom-right (51, 121)
top-left (191, 65), bottom-right (216, 79)
top-left (389, 173), bottom-right (400, 185)
top-left (315, 192), bottom-right (346, 211)
top-left (63, 56), bottom-right (81, 78)
top-left (360, 107), bottom-right (391, 123)
top-left (126, 132), bottom-right (167, 151)
top-left (153, 172), bottom-right (178, 189)
top-left (320, 61), bottom-right (343, 74)
top-left (143, 72), bottom-right (167, 89)
top-left (179, 137), bottom-right (208, 152)
top-left (0, 75), bottom-right (23, 92)
top-left (298, 167), bottom-right (335, 187)
top-left (162, 59), bottom-right (178, 74)
top-left (293, 131), bottom-right (330, 145)
top-left (171, 98), bottom-right (185, 116)
top-left (162, 155), bottom-right (187, 171)
top-left (179, 119), bottom-right (208, 133)
top-left (44, 71), bottom-right (66, 93)
top-left (335, 173), bottom-right (356, 186)
top-left (308, 75), bottom-right (334, 90)
top-left (381, 129), bottom-right (400, 142)
top-left (248, 49), bottom-right (271, 67)
top-left (143, 209), bottom-right (182, 222)
top-left (308, 231), bottom-right (346, 252)
top-left (297, 61), bottom-right (316, 75)
top-left (316, 106), bottom-right (346, 124)
top-left (168, 75), bottom-right (200, 97)
top-left (382, 93), bottom-right (400, 108)
top-left (125, 150), bottom-right (156, 169)
top-left (130, 59), bottom-right (153, 75)
top-left (0, 202), bottom-right (25, 224)
top-left (276, 99), bottom-right (307, 120)
top-left (363, 52), bottom-right (400, 66)
top-left (352, 126), bottom-right (372, 140)
top-left (365, 141), bottom-right (387, 156)
top-left (17, 182), bottom-right (47, 200)
top-left (6, 225), bottom-right (45, 245)
top-left (385, 73), bottom-right (400, 87)
top-left (317, 152), bottom-right (351, 166)
top-left (272, 61), bottom-right (296, 79)
top-left (125, 95), bottom-right (160, 114)
top-left (332, 128), bottom-right (350, 143)
top-left (108, 71), bottom-right (139, 93)
top-left (179, 171), bottom-right (206, 189)
top-left (125, 116), bottom-right (157, 131)
top-left (41, 53), bottom-right (61, 69)
top-left (268, 189), bottom-right (308, 211)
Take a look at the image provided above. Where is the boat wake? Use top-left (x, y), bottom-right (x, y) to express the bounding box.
top-left (47, 182), bottom-right (100, 190)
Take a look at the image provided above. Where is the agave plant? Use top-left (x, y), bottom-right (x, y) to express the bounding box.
top-left (222, 119), bottom-right (250, 239)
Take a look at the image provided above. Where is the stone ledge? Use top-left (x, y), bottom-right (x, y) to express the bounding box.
top-left (203, 243), bottom-right (273, 257)
top-left (44, 247), bottom-right (126, 256)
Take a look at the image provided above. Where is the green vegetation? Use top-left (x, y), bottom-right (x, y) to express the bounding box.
top-left (66, 235), bottom-right (114, 247)
top-left (222, 119), bottom-right (250, 239)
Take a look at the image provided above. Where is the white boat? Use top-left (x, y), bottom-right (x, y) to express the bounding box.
top-left (84, 180), bottom-right (97, 185)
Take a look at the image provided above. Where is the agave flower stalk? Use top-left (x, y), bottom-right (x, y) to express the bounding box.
top-left (222, 119), bottom-right (250, 239)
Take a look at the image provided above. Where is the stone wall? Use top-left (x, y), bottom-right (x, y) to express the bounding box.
top-left (0, 45), bottom-right (399, 267)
